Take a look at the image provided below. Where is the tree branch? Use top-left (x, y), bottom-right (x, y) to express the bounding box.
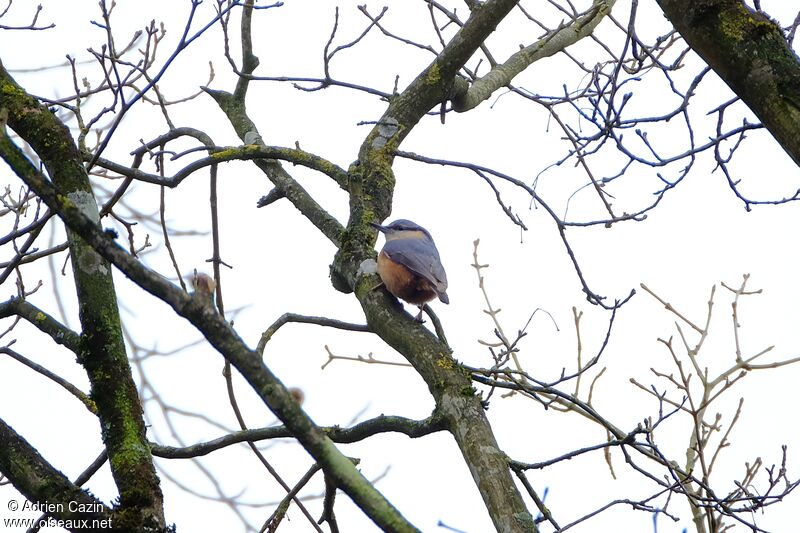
top-left (203, 88), bottom-right (345, 248)
top-left (0, 418), bottom-right (112, 525)
top-left (453, 0), bottom-right (617, 111)
top-left (0, 347), bottom-right (95, 413)
top-left (656, 0), bottom-right (800, 165)
top-left (256, 313), bottom-right (370, 355)
top-left (151, 413), bottom-right (446, 458)
top-left (0, 64), bottom-right (165, 529)
top-left (0, 297), bottom-right (81, 352)
top-left (92, 144), bottom-right (349, 189)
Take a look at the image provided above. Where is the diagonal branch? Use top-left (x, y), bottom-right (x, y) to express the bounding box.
top-left (0, 347), bottom-right (95, 413)
top-left (453, 0), bottom-right (618, 111)
top-left (203, 88), bottom-right (345, 248)
top-left (0, 297), bottom-right (81, 352)
top-left (0, 418), bottom-right (112, 524)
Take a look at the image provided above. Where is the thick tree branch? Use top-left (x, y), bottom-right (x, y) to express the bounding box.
top-left (0, 65), bottom-right (166, 530)
top-left (354, 280), bottom-right (537, 533)
top-left (0, 418), bottom-right (112, 526)
top-left (656, 0), bottom-right (800, 165)
top-left (0, 297), bottom-right (81, 352)
top-left (332, 0), bottom-right (526, 290)
top-left (322, 1), bottom-right (539, 531)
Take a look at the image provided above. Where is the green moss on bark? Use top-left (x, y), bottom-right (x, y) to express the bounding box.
top-left (1, 64), bottom-right (166, 528)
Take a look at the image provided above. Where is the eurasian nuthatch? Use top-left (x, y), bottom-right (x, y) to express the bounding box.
top-left (371, 219), bottom-right (449, 318)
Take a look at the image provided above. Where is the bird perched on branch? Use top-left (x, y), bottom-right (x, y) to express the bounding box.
top-left (371, 219), bottom-right (449, 320)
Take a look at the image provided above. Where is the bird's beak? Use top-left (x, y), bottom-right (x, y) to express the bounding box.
top-left (370, 222), bottom-right (387, 233)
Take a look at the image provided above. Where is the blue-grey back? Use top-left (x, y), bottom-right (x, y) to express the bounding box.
top-left (383, 237), bottom-right (448, 291)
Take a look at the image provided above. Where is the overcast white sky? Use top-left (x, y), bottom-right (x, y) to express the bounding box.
top-left (1, 1), bottom-right (799, 532)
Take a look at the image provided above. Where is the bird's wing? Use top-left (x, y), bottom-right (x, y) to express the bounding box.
top-left (383, 238), bottom-right (448, 293)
